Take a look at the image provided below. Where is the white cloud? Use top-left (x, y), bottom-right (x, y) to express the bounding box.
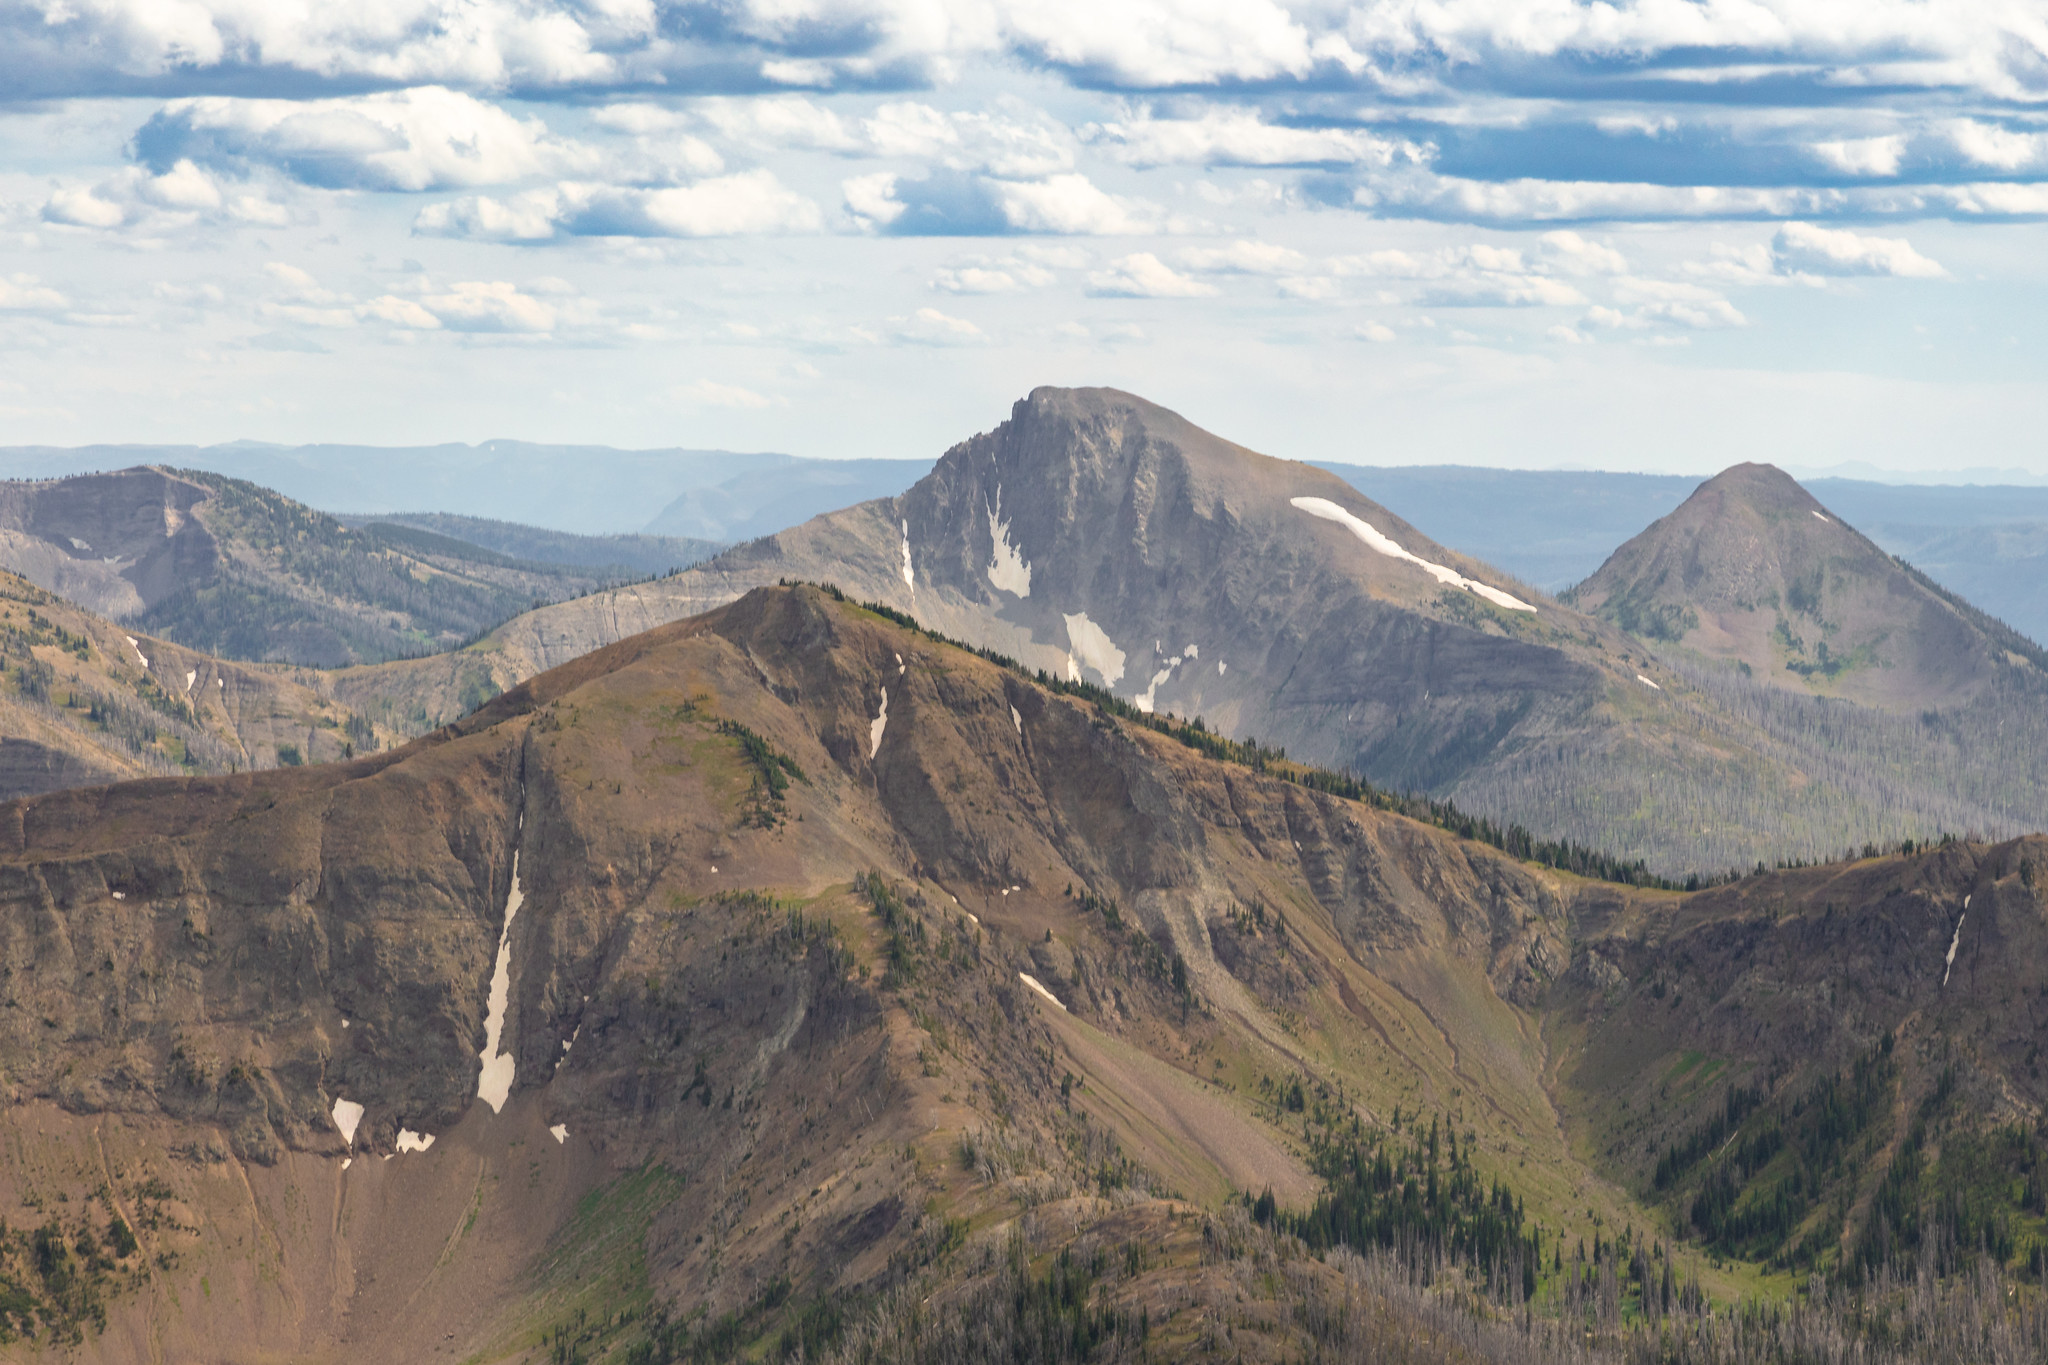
top-left (1812, 135), bottom-right (1907, 177)
top-left (930, 255), bottom-right (1058, 293)
top-left (1086, 253), bottom-right (1215, 297)
top-left (0, 275), bottom-right (68, 311)
top-left (416, 170), bottom-right (821, 241)
top-left (1088, 107), bottom-right (1420, 168)
top-left (1945, 120), bottom-right (2048, 172)
top-left (1539, 230), bottom-right (1628, 275)
top-left (888, 307), bottom-right (987, 345)
top-left (1177, 239), bottom-right (1306, 274)
top-left (1277, 275), bottom-right (1340, 300)
top-left (991, 174), bottom-right (1158, 234)
top-left (1770, 222), bottom-right (1947, 278)
top-left (1355, 321), bottom-right (1397, 342)
top-left (416, 280), bottom-right (557, 332)
top-left (138, 88), bottom-right (601, 191)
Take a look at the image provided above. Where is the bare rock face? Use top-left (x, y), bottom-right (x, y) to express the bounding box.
top-left (0, 468), bottom-right (219, 620)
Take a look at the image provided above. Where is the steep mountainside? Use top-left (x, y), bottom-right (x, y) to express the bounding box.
top-left (343, 389), bottom-right (2048, 876)
top-left (1566, 462), bottom-right (2047, 709)
top-left (0, 585), bottom-right (2040, 1362)
top-left (0, 468), bottom-right (636, 666)
top-left (0, 567), bottom-right (395, 798)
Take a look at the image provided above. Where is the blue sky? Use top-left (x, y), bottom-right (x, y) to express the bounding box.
top-left (2, 0), bottom-right (2046, 477)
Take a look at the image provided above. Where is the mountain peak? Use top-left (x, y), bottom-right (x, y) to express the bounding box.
top-left (1569, 461), bottom-right (2027, 707)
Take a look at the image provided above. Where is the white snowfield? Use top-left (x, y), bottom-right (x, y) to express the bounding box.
top-left (869, 687), bottom-right (889, 759)
top-left (1943, 912), bottom-right (1965, 987)
top-left (1812, 511), bottom-right (1830, 523)
top-left (985, 487), bottom-right (1032, 597)
top-left (1290, 497), bottom-right (1536, 613)
top-left (1018, 972), bottom-right (1066, 1010)
top-left (125, 636), bottom-right (150, 668)
top-left (395, 1129), bottom-right (435, 1154)
top-left (549, 1124), bottom-right (569, 1145)
top-left (1637, 674), bottom-right (1662, 690)
top-left (899, 520), bottom-right (915, 590)
top-left (331, 1097), bottom-right (365, 1146)
top-left (1011, 704), bottom-right (1022, 735)
top-left (1063, 611), bottom-right (1126, 685)
top-left (476, 851), bottom-right (525, 1114)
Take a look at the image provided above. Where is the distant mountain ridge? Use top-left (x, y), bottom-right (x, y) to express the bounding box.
top-left (333, 510), bottom-right (723, 578)
top-left (1318, 462), bottom-right (2048, 645)
top-left (0, 440), bottom-right (931, 543)
top-left (342, 387), bottom-right (2048, 875)
top-left (0, 467), bottom-right (640, 667)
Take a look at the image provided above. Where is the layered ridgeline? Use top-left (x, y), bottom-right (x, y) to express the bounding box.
top-left (0, 585), bottom-right (2041, 1362)
top-left (0, 567), bottom-right (394, 798)
top-left (0, 468), bottom-right (657, 667)
top-left (1565, 462), bottom-right (2048, 710)
top-left (357, 388), bottom-right (2048, 875)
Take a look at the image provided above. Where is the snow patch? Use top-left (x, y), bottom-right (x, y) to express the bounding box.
top-left (899, 520), bottom-right (915, 590)
top-left (68, 537), bottom-right (91, 552)
top-left (217, 678), bottom-right (224, 689)
top-left (341, 1158), bottom-right (351, 1170)
top-left (1217, 661), bottom-right (1227, 676)
top-left (331, 1097), bottom-right (365, 1146)
top-left (1291, 497), bottom-right (1535, 612)
top-left (395, 1129), bottom-right (435, 1154)
top-left (984, 487), bottom-right (1032, 597)
top-left (111, 891), bottom-right (124, 900)
top-left (1011, 705), bottom-right (1022, 735)
top-left (1636, 674), bottom-right (1661, 690)
top-left (183, 669), bottom-right (196, 692)
top-left (1943, 912), bottom-right (1965, 986)
top-left (1062, 612), bottom-right (1125, 685)
top-left (1135, 662), bottom-right (1179, 713)
top-left (1018, 972), bottom-right (1066, 1011)
top-left (475, 850), bottom-right (525, 1114)
top-left (869, 687), bottom-right (889, 759)
top-left (895, 652), bottom-right (905, 677)
top-left (1812, 511), bottom-right (1830, 523)
top-left (125, 636), bottom-right (150, 669)
top-left (1184, 643), bottom-right (1198, 659)
top-left (549, 1124), bottom-right (569, 1145)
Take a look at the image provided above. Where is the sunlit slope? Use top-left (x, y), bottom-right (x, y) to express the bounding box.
top-left (0, 567), bottom-right (395, 796)
top-left (1568, 461), bottom-right (2047, 710)
top-left (0, 584), bottom-right (1669, 1361)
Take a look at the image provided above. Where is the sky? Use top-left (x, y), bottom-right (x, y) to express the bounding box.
top-left (3, 0), bottom-right (2048, 478)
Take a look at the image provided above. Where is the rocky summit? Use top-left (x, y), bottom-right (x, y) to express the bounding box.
top-left (0, 584), bottom-right (2042, 1362)
top-left (1566, 461), bottom-right (2048, 711)
top-left (356, 388), bottom-right (2048, 876)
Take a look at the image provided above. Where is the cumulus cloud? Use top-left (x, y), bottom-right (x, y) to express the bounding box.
top-left (1087, 108), bottom-right (1421, 169)
top-left (416, 170), bottom-right (822, 241)
top-left (888, 307), bottom-right (987, 345)
top-left (1177, 240), bottom-right (1306, 274)
top-left (40, 159), bottom-right (286, 232)
top-left (134, 88), bottom-right (600, 192)
top-left (1086, 253), bottom-right (1215, 297)
top-left (1770, 223), bottom-right (1947, 278)
top-left (0, 276), bottom-right (68, 312)
top-left (845, 169), bottom-right (1157, 235)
